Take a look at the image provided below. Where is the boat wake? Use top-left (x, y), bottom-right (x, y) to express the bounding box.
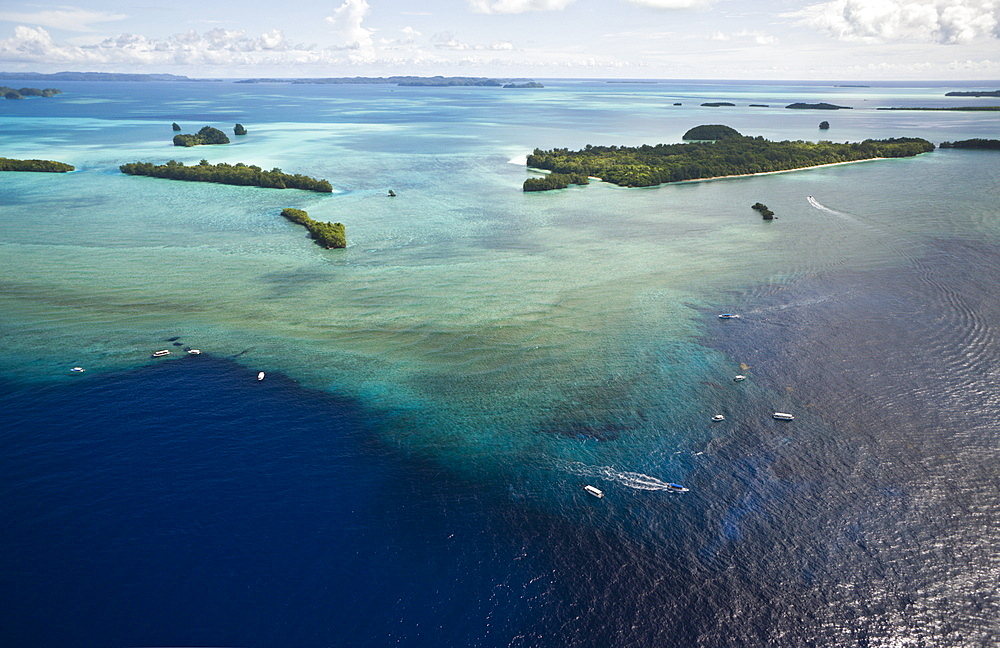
top-left (563, 462), bottom-right (685, 492)
top-left (806, 195), bottom-right (868, 227)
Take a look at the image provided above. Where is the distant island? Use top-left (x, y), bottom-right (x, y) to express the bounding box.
top-left (0, 157), bottom-right (74, 172)
top-left (173, 126), bottom-right (230, 147)
top-left (786, 103), bottom-right (852, 110)
top-left (683, 124), bottom-right (741, 140)
top-left (235, 76), bottom-right (540, 87)
top-left (939, 139), bottom-right (1000, 150)
top-left (234, 123), bottom-right (247, 136)
top-left (877, 106), bottom-right (1000, 112)
top-left (701, 102), bottom-right (736, 107)
top-left (503, 82), bottom-right (544, 89)
top-left (749, 104), bottom-right (769, 107)
top-left (120, 160), bottom-right (333, 192)
top-left (0, 72), bottom-right (200, 82)
top-left (944, 90), bottom-right (1000, 97)
top-left (524, 126), bottom-right (934, 190)
top-left (280, 208), bottom-right (346, 248)
top-left (1, 86), bottom-right (61, 99)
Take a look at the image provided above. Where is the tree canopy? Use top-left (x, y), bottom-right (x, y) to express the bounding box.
top-left (0, 157), bottom-right (74, 172)
top-left (280, 208), bottom-right (346, 248)
top-left (173, 126), bottom-right (231, 147)
top-left (683, 124), bottom-right (742, 140)
top-left (120, 159), bottom-right (333, 192)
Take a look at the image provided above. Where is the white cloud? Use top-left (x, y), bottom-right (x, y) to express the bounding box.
top-left (325, 0), bottom-right (374, 49)
top-left (622, 0), bottom-right (707, 8)
top-left (0, 8), bottom-right (126, 33)
top-left (788, 0), bottom-right (999, 43)
top-left (468, 0), bottom-right (576, 14)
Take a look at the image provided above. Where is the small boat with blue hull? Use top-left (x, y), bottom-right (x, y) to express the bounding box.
top-left (666, 483), bottom-right (689, 492)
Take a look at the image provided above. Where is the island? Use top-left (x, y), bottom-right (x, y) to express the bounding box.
top-left (1, 86), bottom-right (61, 99)
top-left (0, 157), bottom-right (74, 172)
top-left (701, 102), bottom-right (736, 107)
top-left (280, 208), bottom-right (346, 248)
top-left (503, 82), bottom-right (544, 89)
top-left (172, 122), bottom-right (181, 132)
top-left (120, 160), bottom-right (333, 192)
top-left (234, 76), bottom-right (541, 87)
top-left (749, 104), bottom-right (769, 107)
top-left (683, 124), bottom-right (741, 140)
top-left (173, 126), bottom-right (231, 147)
top-left (819, 121), bottom-right (830, 130)
top-left (939, 139), bottom-right (1000, 150)
top-left (523, 126), bottom-right (935, 190)
top-left (785, 103), bottom-right (852, 110)
top-left (234, 123), bottom-right (247, 136)
top-left (751, 202), bottom-right (775, 220)
top-left (945, 90), bottom-right (1000, 97)
top-left (523, 172), bottom-right (590, 192)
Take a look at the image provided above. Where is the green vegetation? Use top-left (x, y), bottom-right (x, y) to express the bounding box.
top-left (683, 124), bottom-right (742, 140)
top-left (0, 157), bottom-right (74, 172)
top-left (234, 123), bottom-right (247, 136)
top-left (1, 86), bottom-right (61, 99)
top-left (172, 126), bottom-right (231, 147)
top-left (172, 122), bottom-right (181, 131)
top-left (524, 128), bottom-right (935, 189)
top-left (280, 208), bottom-right (346, 248)
top-left (877, 106), bottom-right (1000, 111)
top-left (786, 103), bottom-right (851, 110)
top-left (523, 172), bottom-right (590, 192)
top-left (945, 90), bottom-right (1000, 97)
top-left (119, 159), bottom-right (333, 192)
top-left (939, 139), bottom-right (1000, 150)
top-left (751, 202), bottom-right (775, 220)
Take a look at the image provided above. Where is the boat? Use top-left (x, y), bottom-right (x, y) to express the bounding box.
top-left (187, 349), bottom-right (201, 355)
top-left (772, 412), bottom-right (794, 420)
top-left (718, 313), bottom-right (740, 319)
top-left (257, 371), bottom-right (265, 381)
top-left (71, 367), bottom-right (85, 373)
top-left (733, 375), bottom-right (746, 382)
top-left (712, 414), bottom-right (725, 421)
top-left (152, 350), bottom-right (170, 358)
top-left (666, 483), bottom-right (689, 492)
top-left (583, 485), bottom-right (604, 498)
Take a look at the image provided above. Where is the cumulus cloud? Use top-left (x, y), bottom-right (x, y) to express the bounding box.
top-left (710, 29), bottom-right (777, 44)
top-left (0, 8), bottom-right (126, 32)
top-left (622, 0), bottom-right (707, 8)
top-left (325, 0), bottom-right (373, 49)
top-left (788, 0), bottom-right (999, 43)
top-left (468, 0), bottom-right (576, 13)
top-left (0, 25), bottom-right (296, 66)
top-left (431, 31), bottom-right (515, 51)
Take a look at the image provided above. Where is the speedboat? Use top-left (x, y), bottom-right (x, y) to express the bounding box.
top-left (152, 350), bottom-right (170, 358)
top-left (666, 483), bottom-right (689, 492)
top-left (187, 349), bottom-right (201, 355)
top-left (257, 371), bottom-right (265, 381)
top-left (584, 485), bottom-right (604, 498)
top-left (71, 367), bottom-right (85, 373)
top-left (712, 414), bottom-right (725, 421)
top-left (718, 313), bottom-right (740, 319)
top-left (772, 412), bottom-right (794, 420)
top-left (733, 375), bottom-right (746, 382)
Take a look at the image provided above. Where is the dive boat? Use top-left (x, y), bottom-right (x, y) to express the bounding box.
top-left (718, 313), bottom-right (740, 319)
top-left (71, 367), bottom-right (85, 373)
top-left (584, 485), bottom-right (604, 498)
top-left (712, 414), bottom-right (725, 421)
top-left (187, 349), bottom-right (201, 355)
top-left (152, 350), bottom-right (170, 358)
top-left (733, 375), bottom-right (746, 382)
top-left (772, 412), bottom-right (794, 420)
top-left (666, 483), bottom-right (689, 492)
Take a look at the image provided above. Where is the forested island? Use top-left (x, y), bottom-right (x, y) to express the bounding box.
top-left (524, 126), bottom-right (934, 190)
top-left (504, 82), bottom-right (544, 89)
top-left (120, 160), bottom-right (333, 192)
top-left (751, 202), bottom-right (775, 220)
top-left (2, 86), bottom-right (61, 99)
top-left (939, 139), bottom-right (1000, 149)
top-left (280, 208), bottom-right (346, 248)
top-left (0, 157), bottom-right (74, 172)
top-left (945, 90), bottom-right (1000, 97)
top-left (173, 126), bottom-right (230, 147)
top-left (786, 103), bottom-right (851, 110)
top-left (701, 102), bottom-right (735, 107)
top-left (683, 124), bottom-right (741, 140)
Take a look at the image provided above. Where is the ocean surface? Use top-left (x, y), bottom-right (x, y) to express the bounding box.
top-left (2, 78), bottom-right (999, 647)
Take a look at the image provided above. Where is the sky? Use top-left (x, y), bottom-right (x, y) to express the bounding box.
top-left (0, 0), bottom-right (997, 80)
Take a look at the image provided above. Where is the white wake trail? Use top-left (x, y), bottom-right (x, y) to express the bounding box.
top-left (563, 462), bottom-right (684, 491)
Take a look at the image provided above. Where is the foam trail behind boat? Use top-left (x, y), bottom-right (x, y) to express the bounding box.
top-left (563, 462), bottom-right (683, 492)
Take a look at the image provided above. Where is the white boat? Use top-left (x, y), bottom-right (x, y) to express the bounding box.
top-left (773, 412), bottom-right (794, 420)
top-left (733, 375), bottom-right (746, 382)
top-left (187, 349), bottom-right (201, 355)
top-left (712, 414), bottom-right (725, 421)
top-left (718, 313), bottom-right (740, 319)
top-left (257, 371), bottom-right (265, 381)
top-left (584, 485), bottom-right (604, 498)
top-left (152, 349), bottom-right (170, 358)
top-left (71, 367), bottom-right (85, 373)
